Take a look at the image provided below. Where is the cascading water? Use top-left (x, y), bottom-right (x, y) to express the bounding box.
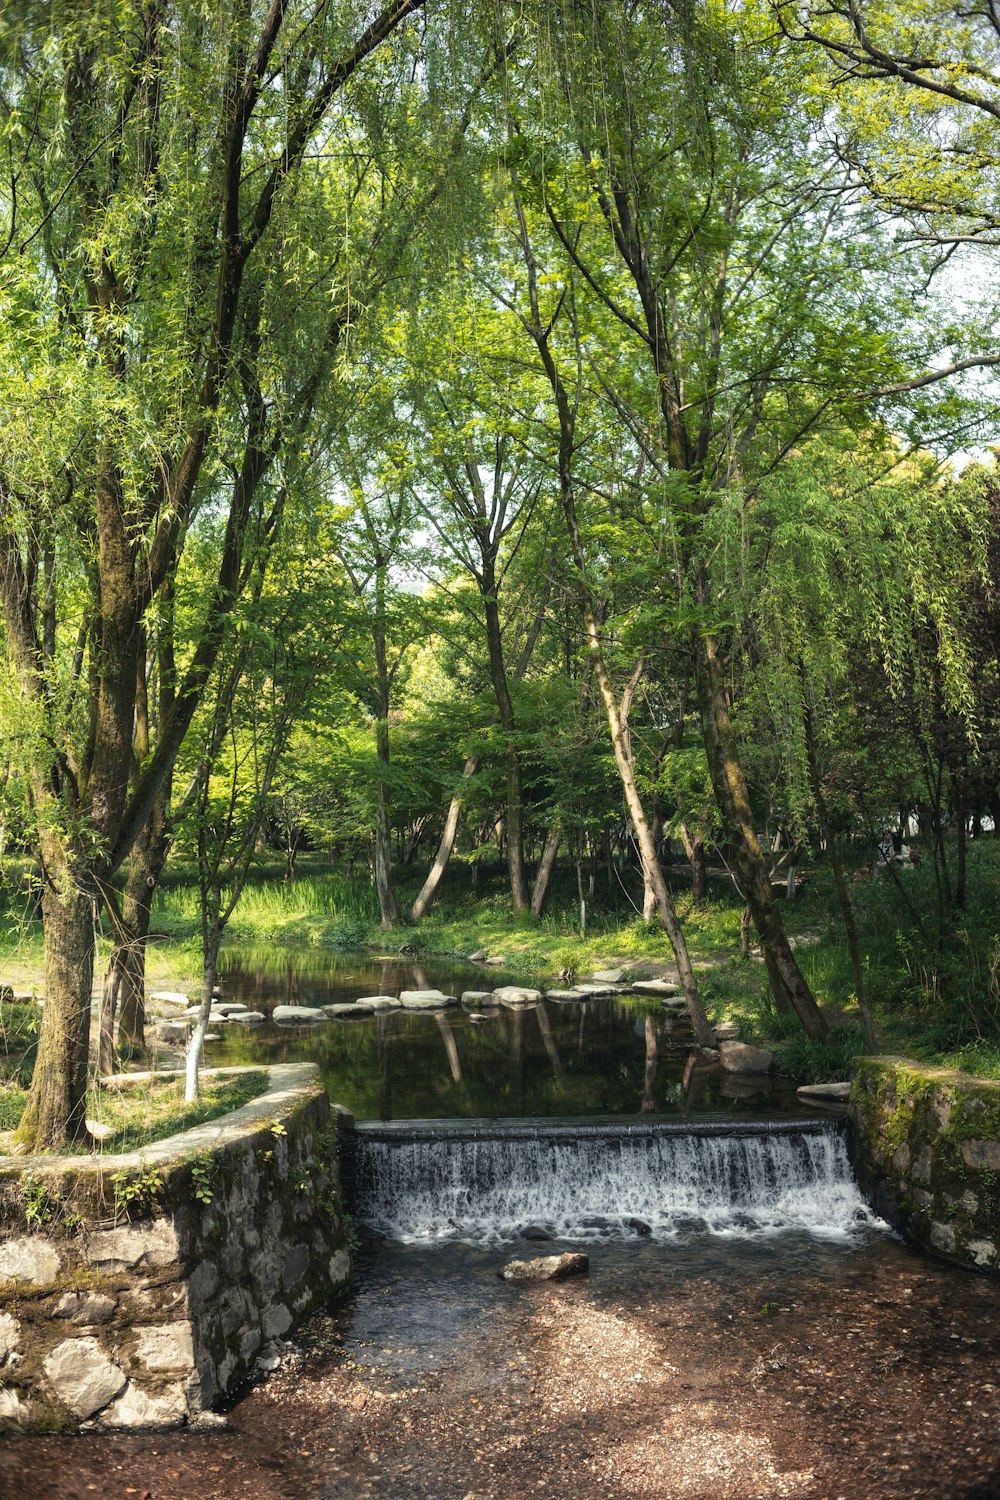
top-left (345, 1118), bottom-right (883, 1246)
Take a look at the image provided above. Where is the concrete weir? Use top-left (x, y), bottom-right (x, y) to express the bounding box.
top-left (0, 1064), bottom-right (350, 1432)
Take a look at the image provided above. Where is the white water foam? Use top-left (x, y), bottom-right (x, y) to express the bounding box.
top-left (350, 1125), bottom-right (884, 1247)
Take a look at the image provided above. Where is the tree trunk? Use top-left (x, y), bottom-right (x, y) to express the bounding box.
top-left (694, 611), bottom-right (828, 1041)
top-left (186, 912), bottom-right (221, 1103)
top-left (98, 797), bottom-right (170, 1071)
top-left (16, 858), bottom-right (95, 1149)
top-left (411, 755), bottom-right (480, 920)
top-left (530, 821), bottom-right (561, 918)
top-left (803, 696), bottom-right (876, 1052)
top-left (374, 718), bottom-right (399, 928)
top-left (481, 577), bottom-right (529, 914)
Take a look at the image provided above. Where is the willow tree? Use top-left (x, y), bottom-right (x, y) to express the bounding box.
top-left (0, 0), bottom-right (475, 1149)
top-left (500, 0), bottom-right (992, 1038)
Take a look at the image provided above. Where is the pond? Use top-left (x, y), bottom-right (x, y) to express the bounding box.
top-left (204, 946), bottom-right (809, 1123)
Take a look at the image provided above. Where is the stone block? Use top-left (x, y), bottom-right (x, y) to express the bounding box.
top-left (43, 1337), bottom-right (127, 1419)
top-left (929, 1221), bottom-right (956, 1255)
top-left (97, 1380), bottom-right (189, 1430)
top-left (134, 1322), bottom-right (195, 1373)
top-left (282, 1243), bottom-right (310, 1289)
top-left (262, 1302), bottom-right (292, 1339)
top-left (961, 1139), bottom-right (1000, 1172)
top-left (87, 1220), bottom-right (179, 1271)
top-left (186, 1258), bottom-right (220, 1312)
top-left (0, 1236), bottom-right (61, 1286)
top-left (53, 1292), bottom-right (117, 1325)
top-left (0, 1389), bottom-right (31, 1426)
top-left (0, 1312), bottom-right (20, 1360)
top-left (328, 1248), bottom-right (350, 1287)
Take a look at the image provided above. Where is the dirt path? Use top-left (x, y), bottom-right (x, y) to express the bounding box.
top-left (2, 1232), bottom-right (999, 1500)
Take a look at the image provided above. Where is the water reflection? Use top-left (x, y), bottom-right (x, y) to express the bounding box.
top-left (209, 947), bottom-right (809, 1123)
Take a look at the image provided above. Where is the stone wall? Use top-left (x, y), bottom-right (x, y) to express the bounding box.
top-left (0, 1064), bottom-right (350, 1431)
top-left (850, 1056), bottom-right (1000, 1272)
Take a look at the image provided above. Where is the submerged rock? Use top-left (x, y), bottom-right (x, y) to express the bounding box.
top-left (719, 1040), bottom-right (774, 1075)
top-left (500, 1253), bottom-right (589, 1282)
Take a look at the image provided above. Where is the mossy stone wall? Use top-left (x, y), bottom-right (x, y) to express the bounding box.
top-left (0, 1064), bottom-right (351, 1432)
top-left (850, 1056), bottom-right (1000, 1272)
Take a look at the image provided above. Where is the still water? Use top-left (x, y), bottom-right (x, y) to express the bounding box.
top-left (205, 946), bottom-right (810, 1123)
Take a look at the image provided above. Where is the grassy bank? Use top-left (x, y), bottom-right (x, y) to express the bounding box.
top-left (3, 841), bottom-right (1000, 1084)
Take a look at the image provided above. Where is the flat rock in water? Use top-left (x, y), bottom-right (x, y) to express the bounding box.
top-left (500, 1252), bottom-right (589, 1282)
top-left (493, 985), bottom-right (543, 1007)
top-left (272, 1004), bottom-right (327, 1023)
top-left (353, 995), bottom-right (403, 1011)
top-left (572, 982), bottom-right (619, 997)
top-left (590, 968), bottom-right (624, 983)
top-left (797, 1081), bottom-right (852, 1101)
top-left (719, 1040), bottom-right (774, 1075)
top-left (148, 989), bottom-right (191, 1007)
top-left (398, 990), bottom-right (458, 1009)
top-left (212, 1002), bottom-right (249, 1016)
top-left (630, 979), bottom-right (679, 995)
top-left (461, 991), bottom-right (495, 1005)
top-left (543, 989), bottom-right (587, 1002)
top-left (228, 1010), bottom-right (264, 1025)
top-left (323, 1003), bottom-right (365, 1018)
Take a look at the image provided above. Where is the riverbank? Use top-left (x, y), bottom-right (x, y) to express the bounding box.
top-left (4, 844), bottom-right (1000, 1087)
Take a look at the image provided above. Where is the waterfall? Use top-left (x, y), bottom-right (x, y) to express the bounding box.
top-left (345, 1118), bottom-right (881, 1246)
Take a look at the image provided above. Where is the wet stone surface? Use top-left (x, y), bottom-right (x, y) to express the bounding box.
top-left (3, 1229), bottom-right (1000, 1499)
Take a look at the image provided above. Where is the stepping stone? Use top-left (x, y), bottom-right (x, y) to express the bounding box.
top-left (543, 989), bottom-right (587, 1002)
top-left (797, 1081), bottom-right (852, 1102)
top-left (398, 990), bottom-right (458, 1009)
top-left (149, 990), bottom-right (191, 1008)
top-left (461, 991), bottom-right (494, 1005)
top-left (212, 1003), bottom-right (249, 1017)
top-left (630, 979), bottom-right (679, 995)
top-left (353, 995), bottom-right (402, 1011)
top-left (493, 985), bottom-right (543, 1008)
top-left (323, 1003), bottom-right (366, 1018)
top-left (571, 982), bottom-right (619, 997)
top-left (228, 1011), bottom-right (264, 1025)
top-left (272, 1004), bottom-right (327, 1023)
top-left (590, 969), bottom-right (623, 983)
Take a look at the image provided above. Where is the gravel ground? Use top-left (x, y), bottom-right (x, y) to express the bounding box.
top-left (2, 1232), bottom-right (999, 1500)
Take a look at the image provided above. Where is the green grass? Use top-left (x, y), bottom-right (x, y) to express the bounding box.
top-left (0, 1069), bottom-right (270, 1152)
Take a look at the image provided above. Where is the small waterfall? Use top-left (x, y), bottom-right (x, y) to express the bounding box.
top-left (345, 1118), bottom-right (881, 1246)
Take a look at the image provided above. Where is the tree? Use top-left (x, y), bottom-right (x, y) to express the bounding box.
top-left (0, 0), bottom-right (463, 1148)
